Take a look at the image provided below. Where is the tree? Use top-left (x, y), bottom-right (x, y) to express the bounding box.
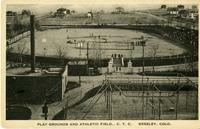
top-left (17, 42), bottom-right (29, 63)
top-left (66, 9), bottom-right (70, 14)
top-left (177, 5), bottom-right (184, 9)
top-left (161, 5), bottom-right (167, 9)
top-left (56, 45), bottom-right (66, 65)
top-left (6, 45), bottom-right (13, 55)
top-left (115, 7), bottom-right (125, 14)
top-left (149, 45), bottom-right (159, 72)
top-left (71, 10), bottom-right (76, 14)
top-left (99, 10), bottom-right (105, 14)
top-left (35, 20), bottom-right (41, 30)
top-left (56, 8), bottom-right (71, 18)
top-left (21, 10), bottom-right (31, 16)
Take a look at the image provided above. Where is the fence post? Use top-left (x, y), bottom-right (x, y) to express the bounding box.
top-left (158, 91), bottom-right (161, 120)
top-left (152, 90), bottom-right (154, 118)
top-left (185, 91), bottom-right (188, 112)
top-left (63, 107), bottom-right (65, 120)
top-left (175, 90), bottom-right (179, 120)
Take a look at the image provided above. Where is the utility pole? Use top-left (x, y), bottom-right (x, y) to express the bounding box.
top-left (30, 15), bottom-right (35, 72)
top-left (109, 90), bottom-right (111, 119)
top-left (76, 60), bottom-right (81, 86)
top-left (98, 35), bottom-right (102, 73)
top-left (175, 88), bottom-right (179, 120)
top-left (185, 91), bottom-right (188, 112)
top-left (92, 40), bottom-right (95, 67)
top-left (184, 55), bottom-right (187, 72)
top-left (79, 75), bottom-right (81, 86)
top-left (66, 96), bottom-right (69, 119)
top-left (63, 107), bottom-right (65, 119)
top-left (79, 41), bottom-right (83, 56)
top-left (141, 39), bottom-right (146, 120)
top-left (108, 86), bottom-right (113, 120)
top-left (87, 42), bottom-right (89, 61)
top-left (105, 89), bottom-right (107, 105)
top-left (146, 78), bottom-right (149, 112)
top-left (130, 42), bottom-right (134, 59)
top-left (152, 90), bottom-right (154, 119)
top-left (86, 42), bottom-right (89, 75)
top-left (107, 89), bottom-right (110, 119)
top-left (106, 90), bottom-right (109, 110)
top-left (110, 90), bottom-right (113, 120)
top-left (42, 102), bottom-right (48, 120)
top-left (190, 28), bottom-right (195, 73)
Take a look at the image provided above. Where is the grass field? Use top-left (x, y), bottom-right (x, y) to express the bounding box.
top-left (9, 28), bottom-right (185, 59)
top-left (41, 12), bottom-right (167, 25)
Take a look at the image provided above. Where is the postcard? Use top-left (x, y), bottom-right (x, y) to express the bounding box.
top-left (1, 0), bottom-right (200, 128)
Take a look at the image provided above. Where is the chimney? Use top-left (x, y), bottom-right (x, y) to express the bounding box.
top-left (30, 15), bottom-right (35, 72)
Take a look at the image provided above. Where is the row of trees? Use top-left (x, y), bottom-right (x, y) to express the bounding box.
top-left (7, 43), bottom-right (66, 65)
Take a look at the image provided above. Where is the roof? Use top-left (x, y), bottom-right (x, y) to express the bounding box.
top-left (6, 11), bottom-right (17, 16)
top-left (6, 67), bottom-right (65, 76)
top-left (57, 8), bottom-right (67, 11)
top-left (177, 5), bottom-right (184, 8)
top-left (68, 60), bottom-right (88, 65)
top-left (188, 9), bottom-right (198, 13)
top-left (179, 9), bottom-right (189, 14)
top-left (167, 7), bottom-right (179, 11)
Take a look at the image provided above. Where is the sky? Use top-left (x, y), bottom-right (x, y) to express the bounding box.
top-left (7, 4), bottom-right (194, 14)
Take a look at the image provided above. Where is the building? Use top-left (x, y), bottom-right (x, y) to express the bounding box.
top-left (87, 11), bottom-right (93, 18)
top-left (6, 11), bottom-right (19, 39)
top-left (177, 5), bottom-right (184, 10)
top-left (68, 60), bottom-right (89, 76)
top-left (6, 66), bottom-right (68, 104)
top-left (54, 8), bottom-right (70, 18)
top-left (192, 5), bottom-right (198, 10)
top-left (108, 54), bottom-right (124, 73)
top-left (178, 9), bottom-right (189, 18)
top-left (167, 7), bottom-right (179, 15)
top-left (6, 11), bottom-right (17, 16)
top-left (178, 8), bottom-right (198, 20)
top-left (6, 11), bottom-right (18, 24)
top-left (188, 9), bottom-right (198, 20)
top-left (161, 5), bottom-right (167, 9)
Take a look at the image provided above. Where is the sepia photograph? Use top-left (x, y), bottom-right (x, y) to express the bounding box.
top-left (4, 2), bottom-right (198, 122)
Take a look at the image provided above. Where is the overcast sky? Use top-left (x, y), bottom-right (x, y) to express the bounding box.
top-left (7, 4), bottom-right (193, 14)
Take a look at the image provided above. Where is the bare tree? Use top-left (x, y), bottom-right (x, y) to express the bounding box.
top-left (17, 42), bottom-right (29, 63)
top-left (149, 45), bottom-right (159, 72)
top-left (161, 5), bottom-right (167, 9)
top-left (56, 45), bottom-right (66, 64)
top-left (6, 44), bottom-right (13, 55)
top-left (99, 10), bottom-right (105, 14)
